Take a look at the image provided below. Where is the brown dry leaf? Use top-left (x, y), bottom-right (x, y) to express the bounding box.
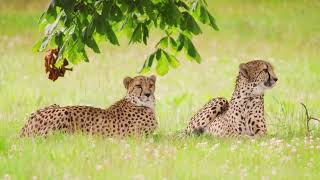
top-left (44, 48), bottom-right (73, 81)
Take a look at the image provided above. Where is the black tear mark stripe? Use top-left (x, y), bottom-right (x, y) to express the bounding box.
top-left (139, 87), bottom-right (143, 97)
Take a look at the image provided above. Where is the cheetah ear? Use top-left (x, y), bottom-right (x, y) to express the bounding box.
top-left (149, 75), bottom-right (156, 83)
top-left (239, 63), bottom-right (249, 79)
top-left (123, 77), bottom-right (133, 89)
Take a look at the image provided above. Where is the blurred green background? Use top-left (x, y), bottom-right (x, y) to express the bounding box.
top-left (0, 0), bottom-right (319, 179)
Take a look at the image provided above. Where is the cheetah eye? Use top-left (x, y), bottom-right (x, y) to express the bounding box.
top-left (263, 68), bottom-right (268, 73)
top-left (136, 84), bottom-right (142, 88)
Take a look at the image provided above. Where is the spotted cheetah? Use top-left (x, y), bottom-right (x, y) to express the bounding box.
top-left (20, 75), bottom-right (157, 137)
top-left (183, 60), bottom-right (278, 137)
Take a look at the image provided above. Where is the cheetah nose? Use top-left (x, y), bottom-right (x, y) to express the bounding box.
top-left (273, 77), bottom-right (278, 82)
top-left (145, 93), bottom-right (151, 97)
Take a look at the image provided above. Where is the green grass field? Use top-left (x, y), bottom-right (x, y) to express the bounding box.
top-left (1, 0), bottom-right (320, 179)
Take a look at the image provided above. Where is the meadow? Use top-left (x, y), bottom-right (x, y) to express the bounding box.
top-left (0, 0), bottom-right (320, 179)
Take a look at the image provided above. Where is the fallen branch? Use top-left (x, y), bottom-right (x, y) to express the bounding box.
top-left (300, 103), bottom-right (320, 135)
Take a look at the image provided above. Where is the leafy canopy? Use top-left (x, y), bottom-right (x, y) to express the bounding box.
top-left (34, 0), bottom-right (218, 79)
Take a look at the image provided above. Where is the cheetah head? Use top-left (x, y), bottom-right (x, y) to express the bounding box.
top-left (123, 75), bottom-right (156, 109)
top-left (239, 60), bottom-right (278, 95)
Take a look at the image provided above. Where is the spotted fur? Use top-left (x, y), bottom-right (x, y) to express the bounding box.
top-left (183, 60), bottom-right (278, 137)
top-left (20, 75), bottom-right (157, 138)
top-left (182, 97), bottom-right (229, 136)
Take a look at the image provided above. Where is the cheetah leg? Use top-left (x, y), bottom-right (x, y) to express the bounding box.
top-left (181, 97), bottom-right (229, 136)
top-left (245, 102), bottom-right (267, 137)
top-left (249, 122), bottom-right (267, 137)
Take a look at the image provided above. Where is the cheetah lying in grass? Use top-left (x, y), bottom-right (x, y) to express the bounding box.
top-left (183, 60), bottom-right (278, 137)
top-left (20, 75), bottom-right (157, 137)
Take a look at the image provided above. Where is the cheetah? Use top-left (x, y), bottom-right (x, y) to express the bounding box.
top-left (182, 60), bottom-right (278, 137)
top-left (20, 75), bottom-right (157, 138)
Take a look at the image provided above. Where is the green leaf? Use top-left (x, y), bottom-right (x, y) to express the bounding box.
top-left (117, 16), bottom-right (128, 31)
top-left (202, 0), bottom-right (208, 6)
top-left (181, 12), bottom-right (202, 35)
top-left (32, 38), bottom-right (44, 53)
top-left (162, 50), bottom-right (180, 68)
top-left (142, 24), bottom-right (149, 45)
top-left (185, 38), bottom-right (201, 63)
top-left (105, 22), bottom-right (120, 45)
top-left (37, 11), bottom-right (63, 52)
top-left (62, 29), bottom-right (89, 65)
top-left (82, 50), bottom-right (89, 62)
top-left (191, 0), bottom-right (198, 11)
top-left (58, 0), bottom-right (75, 12)
top-left (147, 53), bottom-right (155, 68)
top-left (83, 16), bottom-right (101, 53)
top-left (38, 33), bottom-right (51, 52)
top-left (57, 41), bottom-right (66, 61)
top-left (129, 24), bottom-right (142, 44)
top-left (169, 37), bottom-right (177, 51)
top-left (156, 36), bottom-right (168, 49)
top-left (110, 4), bottom-right (123, 22)
top-left (86, 37), bottom-right (100, 53)
top-left (38, 16), bottom-right (49, 31)
top-left (208, 12), bottom-right (219, 30)
top-left (155, 50), bottom-right (169, 76)
top-left (95, 0), bottom-right (104, 15)
top-left (176, 1), bottom-right (189, 10)
top-left (54, 31), bottom-right (64, 47)
top-left (164, 1), bottom-right (182, 26)
top-left (156, 48), bottom-right (162, 60)
top-left (140, 53), bottom-right (155, 74)
top-left (85, 17), bottom-right (96, 40)
top-left (45, 0), bottom-right (57, 23)
top-left (57, 26), bottom-right (80, 63)
top-left (176, 34), bottom-right (185, 51)
top-left (199, 5), bottom-right (209, 24)
top-left (95, 15), bottom-right (119, 46)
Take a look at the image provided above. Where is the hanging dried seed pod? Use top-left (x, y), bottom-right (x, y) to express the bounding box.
top-left (44, 48), bottom-right (73, 81)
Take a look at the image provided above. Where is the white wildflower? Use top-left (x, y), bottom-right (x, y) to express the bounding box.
top-left (196, 141), bottom-right (208, 149)
top-left (152, 148), bottom-right (160, 159)
top-left (240, 168), bottom-right (248, 180)
top-left (103, 159), bottom-right (109, 165)
top-left (183, 144), bottom-right (187, 150)
top-left (230, 144), bottom-right (237, 152)
top-left (96, 164), bottom-right (103, 171)
top-left (10, 144), bottom-right (17, 152)
top-left (281, 156), bottom-right (291, 164)
top-left (148, 138), bottom-right (154, 143)
top-left (132, 174), bottom-right (145, 180)
top-left (210, 143), bottom-right (220, 152)
top-left (2, 174), bottom-right (11, 180)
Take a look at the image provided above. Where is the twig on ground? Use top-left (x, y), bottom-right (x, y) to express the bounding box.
top-left (300, 103), bottom-right (320, 135)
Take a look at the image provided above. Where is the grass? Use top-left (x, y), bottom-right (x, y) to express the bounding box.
top-left (0, 0), bottom-right (320, 179)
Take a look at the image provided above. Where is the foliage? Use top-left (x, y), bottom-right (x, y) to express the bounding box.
top-left (33, 0), bottom-right (218, 79)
